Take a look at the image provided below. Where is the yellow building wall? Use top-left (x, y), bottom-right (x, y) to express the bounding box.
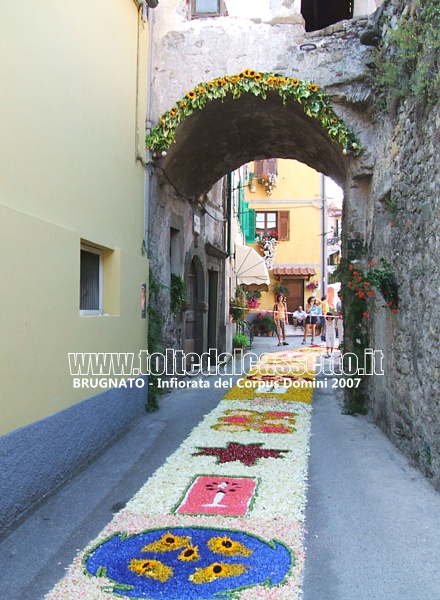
top-left (0, 1), bottom-right (150, 435)
top-left (246, 159), bottom-right (323, 312)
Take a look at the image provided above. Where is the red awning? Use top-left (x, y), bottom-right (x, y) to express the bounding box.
top-left (273, 267), bottom-right (316, 276)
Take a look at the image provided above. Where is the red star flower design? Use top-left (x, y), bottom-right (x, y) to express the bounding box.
top-left (192, 442), bottom-right (288, 467)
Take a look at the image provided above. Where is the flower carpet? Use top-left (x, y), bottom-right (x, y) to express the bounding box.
top-left (45, 346), bottom-right (324, 600)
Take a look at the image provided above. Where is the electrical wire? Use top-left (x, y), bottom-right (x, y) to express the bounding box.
top-left (150, 161), bottom-right (229, 222)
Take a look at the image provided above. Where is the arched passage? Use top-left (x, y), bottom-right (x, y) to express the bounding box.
top-left (147, 70), bottom-right (372, 373)
top-left (148, 72), bottom-right (359, 197)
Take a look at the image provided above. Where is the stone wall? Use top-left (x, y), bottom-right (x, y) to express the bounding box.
top-left (148, 172), bottom-right (232, 359)
top-left (149, 0), bottom-right (372, 121)
top-left (353, 0), bottom-right (440, 489)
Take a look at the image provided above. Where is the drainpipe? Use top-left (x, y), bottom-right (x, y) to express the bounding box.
top-left (144, 5), bottom-right (155, 253)
top-left (321, 174), bottom-right (328, 295)
top-left (226, 173), bottom-right (232, 258)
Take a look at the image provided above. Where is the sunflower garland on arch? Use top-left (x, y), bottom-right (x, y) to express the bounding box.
top-left (146, 69), bottom-right (361, 156)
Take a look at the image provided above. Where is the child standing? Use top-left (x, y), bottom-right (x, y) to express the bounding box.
top-left (324, 312), bottom-right (336, 358)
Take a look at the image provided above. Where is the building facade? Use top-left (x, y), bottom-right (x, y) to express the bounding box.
top-left (243, 159), bottom-right (324, 316)
top-left (0, 0), bottom-right (151, 529)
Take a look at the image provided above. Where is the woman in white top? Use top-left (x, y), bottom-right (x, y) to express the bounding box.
top-left (302, 297), bottom-right (320, 345)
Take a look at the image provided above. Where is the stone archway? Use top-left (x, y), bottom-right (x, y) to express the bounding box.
top-left (149, 72), bottom-right (360, 197)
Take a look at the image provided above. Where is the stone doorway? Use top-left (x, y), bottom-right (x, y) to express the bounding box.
top-left (184, 257), bottom-right (205, 361)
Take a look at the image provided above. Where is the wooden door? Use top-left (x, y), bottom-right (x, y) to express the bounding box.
top-left (285, 280), bottom-right (304, 323)
top-left (207, 270), bottom-right (218, 351)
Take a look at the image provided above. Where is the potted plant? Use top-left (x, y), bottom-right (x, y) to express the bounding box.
top-left (257, 173), bottom-right (278, 197)
top-left (273, 281), bottom-right (290, 296)
top-left (246, 290), bottom-right (261, 309)
top-left (251, 312), bottom-right (276, 336)
top-left (233, 332), bottom-right (250, 350)
top-left (229, 288), bottom-right (247, 323)
top-left (306, 281), bottom-right (319, 292)
top-left (257, 233), bottom-right (278, 269)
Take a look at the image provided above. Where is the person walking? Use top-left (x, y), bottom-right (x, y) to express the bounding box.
top-left (336, 290), bottom-right (343, 348)
top-left (302, 297), bottom-right (319, 345)
top-left (273, 294), bottom-right (289, 346)
top-left (320, 294), bottom-right (329, 341)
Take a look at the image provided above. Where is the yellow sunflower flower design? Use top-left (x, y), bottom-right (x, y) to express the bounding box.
top-left (207, 535), bottom-right (253, 557)
top-left (178, 544), bottom-right (200, 562)
top-left (128, 558), bottom-right (173, 582)
top-left (141, 532), bottom-right (191, 553)
top-left (189, 562), bottom-right (248, 584)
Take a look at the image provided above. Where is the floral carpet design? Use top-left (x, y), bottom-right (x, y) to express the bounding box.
top-left (211, 409), bottom-right (296, 434)
top-left (45, 348), bottom-right (319, 599)
top-left (84, 527), bottom-right (292, 598)
top-left (176, 476), bottom-right (258, 516)
top-left (192, 442), bottom-right (288, 467)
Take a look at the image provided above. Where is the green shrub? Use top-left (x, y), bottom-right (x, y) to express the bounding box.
top-left (375, 1), bottom-right (440, 107)
top-left (170, 273), bottom-right (187, 317)
top-left (233, 333), bottom-right (250, 349)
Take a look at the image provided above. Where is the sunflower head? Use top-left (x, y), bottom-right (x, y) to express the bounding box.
top-left (189, 561), bottom-right (247, 584)
top-left (128, 558), bottom-right (173, 582)
top-left (186, 90), bottom-right (197, 99)
top-left (207, 535), bottom-right (253, 557)
top-left (178, 544), bottom-right (200, 562)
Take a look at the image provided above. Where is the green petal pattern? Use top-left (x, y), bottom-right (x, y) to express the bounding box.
top-left (146, 70), bottom-right (361, 156)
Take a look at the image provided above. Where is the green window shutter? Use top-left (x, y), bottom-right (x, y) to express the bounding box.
top-left (245, 208), bottom-right (256, 243)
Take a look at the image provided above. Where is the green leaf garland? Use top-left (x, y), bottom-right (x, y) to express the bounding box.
top-left (146, 70), bottom-right (361, 156)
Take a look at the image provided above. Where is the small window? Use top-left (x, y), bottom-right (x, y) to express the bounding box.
top-left (254, 159), bottom-right (278, 178)
top-left (301, 0), bottom-right (353, 32)
top-left (80, 245), bottom-right (102, 315)
top-left (255, 210), bottom-right (290, 241)
top-left (190, 0), bottom-right (225, 18)
top-left (256, 211), bottom-right (278, 238)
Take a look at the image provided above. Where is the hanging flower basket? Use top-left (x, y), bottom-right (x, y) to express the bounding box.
top-left (258, 173), bottom-right (278, 197)
top-left (230, 289), bottom-right (247, 323)
top-left (256, 232), bottom-right (278, 270)
top-left (306, 281), bottom-right (319, 292)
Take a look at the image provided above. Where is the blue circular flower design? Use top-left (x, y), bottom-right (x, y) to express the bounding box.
top-left (85, 527), bottom-right (293, 599)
